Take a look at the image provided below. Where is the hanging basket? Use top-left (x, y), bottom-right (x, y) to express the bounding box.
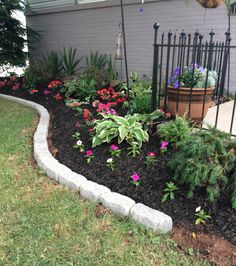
top-left (196, 0), bottom-right (224, 8)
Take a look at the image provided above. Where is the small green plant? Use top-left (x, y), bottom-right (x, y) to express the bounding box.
top-left (61, 47), bottom-right (82, 77)
top-left (73, 140), bottom-right (85, 152)
top-left (195, 206), bottom-right (211, 225)
top-left (127, 142), bottom-right (140, 158)
top-left (129, 72), bottom-right (153, 114)
top-left (92, 114), bottom-right (149, 148)
top-left (162, 182), bottom-right (179, 203)
top-left (144, 152), bottom-right (157, 166)
top-left (61, 74), bottom-right (96, 100)
top-left (72, 132), bottom-right (81, 140)
top-left (106, 158), bottom-right (115, 171)
top-left (168, 127), bottom-right (236, 209)
top-left (109, 144), bottom-right (122, 157)
top-left (159, 116), bottom-right (190, 147)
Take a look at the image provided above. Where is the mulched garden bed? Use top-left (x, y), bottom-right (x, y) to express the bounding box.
top-left (1, 87), bottom-right (236, 250)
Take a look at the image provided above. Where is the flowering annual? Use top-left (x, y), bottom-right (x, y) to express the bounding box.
top-left (84, 150), bottom-right (94, 163)
top-left (109, 144), bottom-right (121, 157)
top-left (131, 173), bottom-right (140, 186)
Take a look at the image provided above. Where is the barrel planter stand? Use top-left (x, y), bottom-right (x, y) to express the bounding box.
top-left (167, 87), bottom-right (215, 121)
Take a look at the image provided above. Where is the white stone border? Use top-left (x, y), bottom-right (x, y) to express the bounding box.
top-left (0, 94), bottom-right (172, 233)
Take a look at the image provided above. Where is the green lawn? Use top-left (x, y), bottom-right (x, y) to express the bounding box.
top-left (0, 98), bottom-right (209, 266)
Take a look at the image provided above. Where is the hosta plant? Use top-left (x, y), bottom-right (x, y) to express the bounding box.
top-left (92, 114), bottom-right (149, 148)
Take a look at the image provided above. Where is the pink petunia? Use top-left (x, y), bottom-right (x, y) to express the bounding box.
top-left (131, 173), bottom-right (140, 181)
top-left (111, 144), bottom-right (119, 151)
top-left (160, 141), bottom-right (169, 149)
top-left (86, 150), bottom-right (93, 156)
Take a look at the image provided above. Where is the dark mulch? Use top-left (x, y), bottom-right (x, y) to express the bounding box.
top-left (1, 87), bottom-right (236, 248)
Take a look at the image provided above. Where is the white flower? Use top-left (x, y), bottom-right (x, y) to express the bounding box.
top-left (77, 140), bottom-right (82, 146)
top-left (107, 158), bottom-right (113, 163)
top-left (195, 206), bottom-right (201, 213)
top-left (132, 142), bottom-right (138, 145)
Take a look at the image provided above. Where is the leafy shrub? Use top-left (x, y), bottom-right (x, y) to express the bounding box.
top-left (61, 47), bottom-right (82, 77)
top-left (42, 51), bottom-right (63, 80)
top-left (61, 74), bottom-right (96, 100)
top-left (129, 72), bottom-right (153, 114)
top-left (168, 127), bottom-right (236, 208)
top-left (23, 61), bottom-right (47, 89)
top-left (159, 116), bottom-right (190, 146)
top-left (85, 51), bottom-right (117, 87)
top-left (92, 114), bottom-right (149, 148)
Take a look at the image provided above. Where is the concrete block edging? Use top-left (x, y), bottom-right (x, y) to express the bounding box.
top-left (0, 94), bottom-right (173, 233)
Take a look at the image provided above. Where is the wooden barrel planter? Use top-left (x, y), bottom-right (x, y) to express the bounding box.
top-left (167, 87), bottom-right (215, 121)
top-left (196, 0), bottom-right (224, 8)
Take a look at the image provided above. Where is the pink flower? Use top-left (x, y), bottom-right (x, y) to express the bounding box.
top-left (111, 144), bottom-right (119, 151)
top-left (159, 109), bottom-right (164, 113)
top-left (131, 173), bottom-right (140, 182)
top-left (148, 152), bottom-right (156, 157)
top-left (86, 150), bottom-right (93, 156)
top-left (43, 89), bottom-right (51, 95)
top-left (165, 112), bottom-right (171, 118)
top-left (160, 141), bottom-right (169, 149)
top-left (75, 122), bottom-right (80, 128)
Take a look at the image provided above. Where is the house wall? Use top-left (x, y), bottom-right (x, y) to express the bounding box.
top-left (26, 0), bottom-right (236, 92)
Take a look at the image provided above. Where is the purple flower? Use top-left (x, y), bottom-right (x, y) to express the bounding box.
top-left (173, 80), bottom-right (179, 89)
top-left (160, 141), bottom-right (169, 149)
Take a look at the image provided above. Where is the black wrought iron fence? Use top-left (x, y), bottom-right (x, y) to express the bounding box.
top-left (151, 23), bottom-right (236, 135)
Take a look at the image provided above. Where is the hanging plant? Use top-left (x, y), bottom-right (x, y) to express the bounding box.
top-left (196, 0), bottom-right (224, 8)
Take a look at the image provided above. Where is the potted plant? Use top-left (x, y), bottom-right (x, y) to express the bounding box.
top-left (167, 64), bottom-right (218, 121)
top-left (196, 0), bottom-right (224, 8)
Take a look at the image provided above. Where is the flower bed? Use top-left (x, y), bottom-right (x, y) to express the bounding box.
top-left (1, 83), bottom-right (236, 249)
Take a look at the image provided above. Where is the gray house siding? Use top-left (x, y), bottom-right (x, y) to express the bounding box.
top-left (26, 0), bottom-right (236, 91)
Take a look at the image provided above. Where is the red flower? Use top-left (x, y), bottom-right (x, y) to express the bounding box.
top-left (48, 80), bottom-right (62, 89)
top-left (148, 152), bottom-right (156, 157)
top-left (86, 150), bottom-right (93, 156)
top-left (54, 93), bottom-right (63, 101)
top-left (83, 109), bottom-right (90, 120)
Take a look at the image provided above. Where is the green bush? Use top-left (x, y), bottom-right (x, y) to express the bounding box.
top-left (159, 116), bottom-right (190, 146)
top-left (23, 61), bottom-right (47, 89)
top-left (92, 114), bottom-right (149, 148)
top-left (129, 72), bottom-right (153, 114)
top-left (61, 47), bottom-right (82, 77)
top-left (42, 51), bottom-right (63, 80)
top-left (61, 74), bottom-right (96, 100)
top-left (85, 51), bottom-right (117, 87)
top-left (168, 127), bottom-right (236, 209)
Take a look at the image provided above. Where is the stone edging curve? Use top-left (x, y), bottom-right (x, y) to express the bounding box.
top-left (0, 94), bottom-right (172, 233)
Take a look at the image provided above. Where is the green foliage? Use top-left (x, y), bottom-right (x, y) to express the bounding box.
top-left (23, 61), bottom-right (47, 89)
top-left (168, 127), bottom-right (236, 208)
top-left (127, 142), bottom-right (140, 158)
top-left (61, 74), bottom-right (96, 100)
top-left (92, 114), bottom-right (149, 148)
top-left (85, 51), bottom-right (117, 87)
top-left (129, 72), bottom-right (153, 114)
top-left (0, 0), bottom-right (38, 67)
top-left (61, 47), bottom-right (82, 77)
top-left (42, 51), bottom-right (63, 80)
top-left (195, 209), bottom-right (211, 225)
top-left (159, 116), bottom-right (190, 146)
top-left (162, 182), bottom-right (179, 203)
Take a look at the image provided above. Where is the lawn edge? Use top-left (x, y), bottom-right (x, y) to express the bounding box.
top-left (0, 93), bottom-right (173, 233)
